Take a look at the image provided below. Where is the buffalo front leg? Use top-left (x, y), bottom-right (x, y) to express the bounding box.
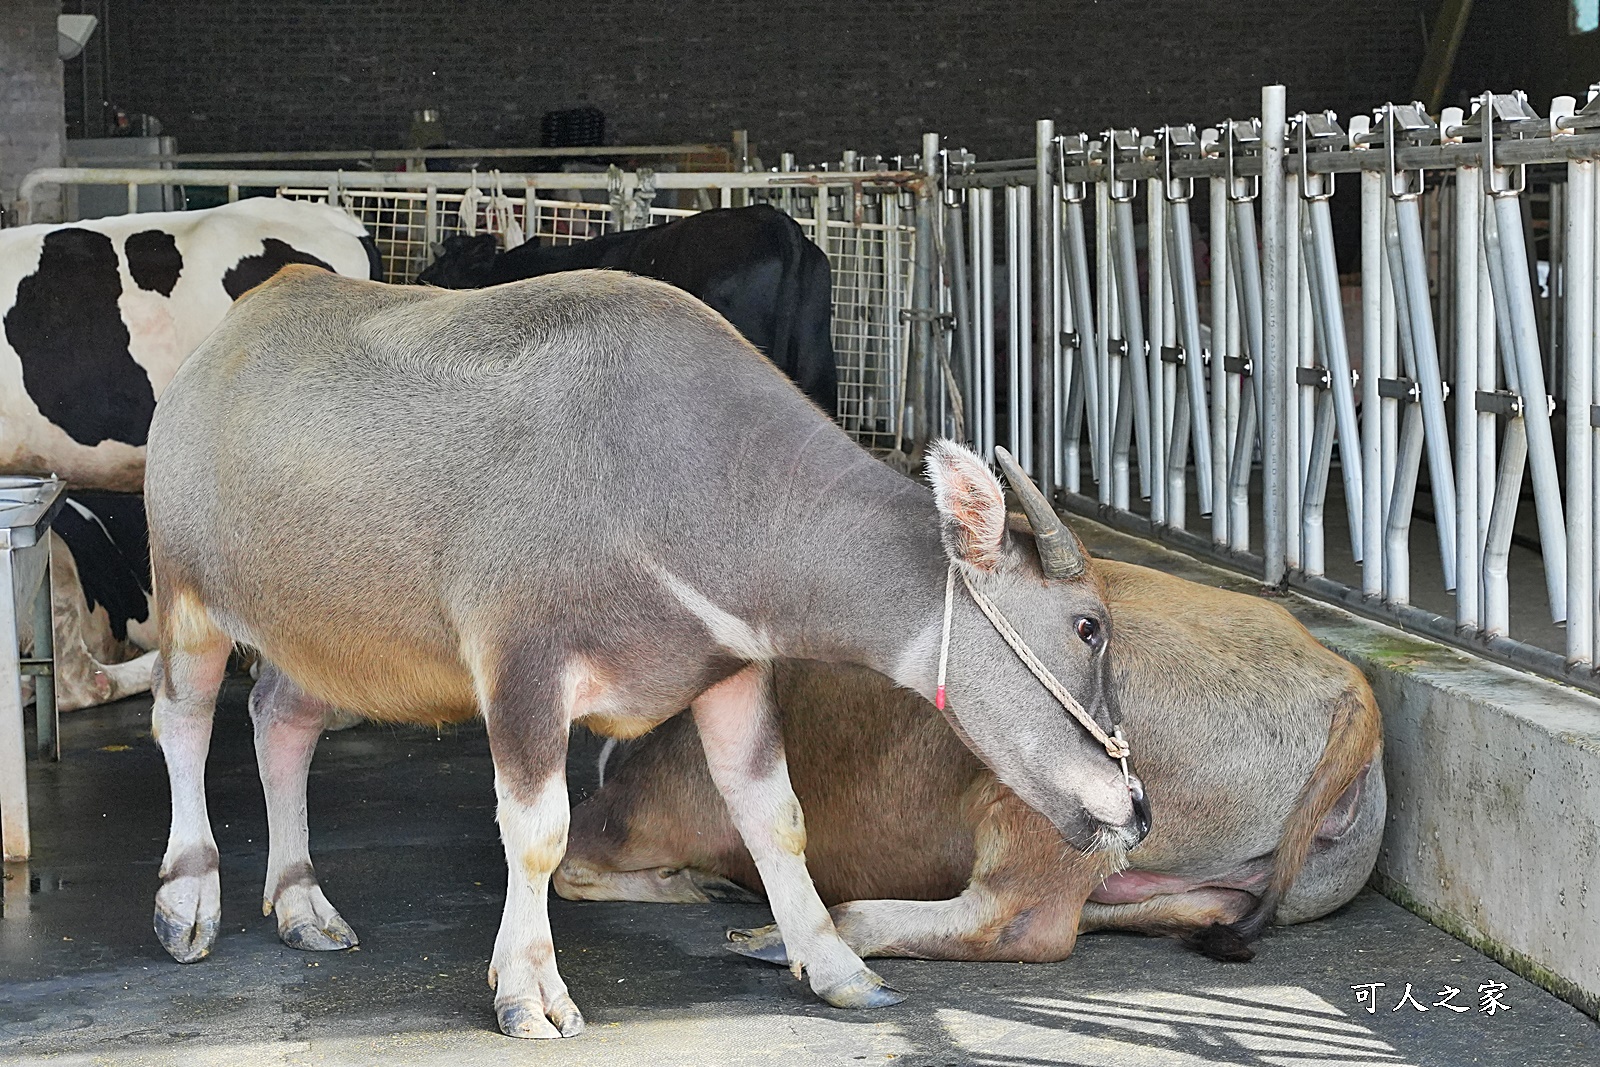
top-left (732, 781), bottom-right (1109, 963)
top-left (483, 686), bottom-right (582, 1040)
top-left (250, 662), bottom-right (358, 951)
top-left (695, 665), bottom-right (902, 1008)
top-left (151, 629), bottom-right (231, 962)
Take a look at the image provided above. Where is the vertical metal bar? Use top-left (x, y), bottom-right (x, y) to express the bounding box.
top-left (1097, 179), bottom-right (1116, 504)
top-left (979, 188), bottom-right (997, 458)
top-left (0, 551), bottom-right (29, 860)
top-left (1147, 178), bottom-right (1168, 522)
top-left (1491, 193), bottom-right (1568, 620)
top-left (1113, 198), bottom-right (1151, 498)
top-left (1592, 164), bottom-right (1600, 669)
top-left (1482, 196), bottom-right (1531, 633)
top-left (1231, 203), bottom-right (1266, 436)
top-left (1455, 167), bottom-right (1483, 630)
top-left (1168, 199), bottom-right (1214, 513)
top-left (1284, 172), bottom-right (1303, 569)
top-left (1006, 186), bottom-right (1022, 460)
top-left (1386, 406), bottom-right (1427, 605)
top-left (946, 202), bottom-right (974, 445)
top-left (1308, 197), bottom-right (1365, 558)
top-left (1565, 159), bottom-right (1594, 665)
top-left (1395, 196), bottom-right (1460, 589)
top-left (1160, 205), bottom-right (1185, 529)
top-left (1017, 184), bottom-right (1034, 470)
top-left (1210, 174), bottom-right (1231, 544)
top-left (1229, 386), bottom-right (1258, 554)
top-left (1303, 391), bottom-right (1336, 576)
top-left (1361, 169), bottom-right (1385, 598)
top-left (910, 134), bottom-right (941, 457)
top-left (1064, 199), bottom-right (1100, 477)
top-left (1380, 210), bottom-right (1400, 541)
top-left (1478, 245), bottom-right (1499, 619)
top-left (1261, 85), bottom-right (1289, 583)
top-left (1053, 193), bottom-right (1068, 493)
top-left (1034, 120), bottom-right (1057, 492)
top-left (1483, 420), bottom-right (1529, 635)
top-left (32, 549), bottom-right (54, 761)
top-left (1381, 201), bottom-right (1416, 602)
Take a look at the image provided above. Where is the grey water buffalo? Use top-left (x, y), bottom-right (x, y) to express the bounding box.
top-left (557, 557), bottom-right (1384, 963)
top-left (143, 266), bottom-right (1146, 1038)
top-left (417, 205), bottom-right (839, 414)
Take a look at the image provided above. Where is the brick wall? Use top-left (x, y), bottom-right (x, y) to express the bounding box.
top-left (2, 0), bottom-right (67, 218)
top-left (100, 1), bottom-right (1427, 162)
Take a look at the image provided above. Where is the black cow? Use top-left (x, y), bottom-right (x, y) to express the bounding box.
top-left (418, 205), bottom-right (839, 415)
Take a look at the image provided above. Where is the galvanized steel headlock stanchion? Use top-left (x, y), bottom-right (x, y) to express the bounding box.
top-left (1292, 111), bottom-right (1365, 576)
top-left (927, 82), bottom-right (1600, 695)
top-left (1221, 117), bottom-right (1265, 555)
top-left (1475, 91), bottom-right (1570, 631)
top-left (1157, 122), bottom-right (1215, 526)
top-left (1102, 127), bottom-right (1153, 510)
top-left (1551, 88), bottom-right (1600, 667)
top-left (1055, 132), bottom-right (1100, 495)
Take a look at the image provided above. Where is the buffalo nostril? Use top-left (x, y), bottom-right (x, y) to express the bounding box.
top-left (1128, 774), bottom-right (1152, 843)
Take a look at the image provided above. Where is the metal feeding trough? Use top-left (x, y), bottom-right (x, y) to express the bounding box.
top-left (0, 476), bottom-right (65, 861)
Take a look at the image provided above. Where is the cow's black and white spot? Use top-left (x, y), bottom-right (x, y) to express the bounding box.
top-left (222, 238), bottom-right (334, 300)
top-left (2, 228), bottom-right (158, 447)
top-left (126, 229), bottom-right (184, 296)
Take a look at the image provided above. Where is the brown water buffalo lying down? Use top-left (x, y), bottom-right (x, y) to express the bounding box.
top-left (556, 557), bottom-right (1385, 963)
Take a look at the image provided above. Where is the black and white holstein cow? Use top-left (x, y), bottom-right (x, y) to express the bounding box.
top-left (0, 198), bottom-right (378, 709)
top-left (417, 205), bottom-right (840, 415)
top-left (144, 266), bottom-right (1147, 1038)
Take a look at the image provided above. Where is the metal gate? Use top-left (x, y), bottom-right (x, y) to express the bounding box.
top-left (18, 163), bottom-right (929, 453)
top-left (930, 86), bottom-right (1600, 695)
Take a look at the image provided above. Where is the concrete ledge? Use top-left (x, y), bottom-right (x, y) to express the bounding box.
top-left (1070, 515), bottom-right (1600, 1019)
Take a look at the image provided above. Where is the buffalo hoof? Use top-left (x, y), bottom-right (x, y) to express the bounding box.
top-left (496, 995), bottom-right (585, 1040)
top-left (815, 968), bottom-right (905, 1010)
top-left (271, 883), bottom-right (359, 951)
top-left (279, 913), bottom-right (359, 952)
top-left (153, 904), bottom-right (219, 964)
top-left (690, 871), bottom-right (763, 904)
top-left (725, 924), bottom-right (791, 965)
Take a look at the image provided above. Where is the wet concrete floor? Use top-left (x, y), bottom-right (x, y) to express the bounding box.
top-left (3, 543), bottom-right (1598, 1066)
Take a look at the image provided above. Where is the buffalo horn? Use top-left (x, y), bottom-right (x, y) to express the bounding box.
top-left (993, 446), bottom-right (1086, 580)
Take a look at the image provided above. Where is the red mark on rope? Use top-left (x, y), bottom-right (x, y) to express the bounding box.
top-left (935, 685), bottom-right (946, 711)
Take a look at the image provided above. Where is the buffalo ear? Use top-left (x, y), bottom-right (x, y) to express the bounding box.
top-left (926, 439), bottom-right (1009, 574)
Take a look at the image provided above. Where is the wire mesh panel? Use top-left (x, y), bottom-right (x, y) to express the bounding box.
top-left (279, 179), bottom-right (919, 453)
top-left (279, 188), bottom-right (620, 282)
top-left (793, 208), bottom-right (916, 452)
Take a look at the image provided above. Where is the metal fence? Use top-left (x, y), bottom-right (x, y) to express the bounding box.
top-left (930, 86), bottom-right (1600, 695)
top-left (17, 164), bottom-right (926, 451)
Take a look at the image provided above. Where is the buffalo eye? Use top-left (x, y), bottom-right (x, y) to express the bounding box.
top-left (1075, 616), bottom-right (1101, 646)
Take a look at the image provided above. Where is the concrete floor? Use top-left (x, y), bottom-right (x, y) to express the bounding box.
top-left (4, 670), bottom-right (1597, 1067)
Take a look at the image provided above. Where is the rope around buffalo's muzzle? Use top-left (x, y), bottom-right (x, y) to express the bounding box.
top-left (935, 563), bottom-right (1132, 782)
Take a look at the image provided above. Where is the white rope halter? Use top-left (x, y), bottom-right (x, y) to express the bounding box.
top-left (935, 563), bottom-right (1132, 779)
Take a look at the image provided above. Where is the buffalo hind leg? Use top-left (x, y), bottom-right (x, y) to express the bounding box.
top-left (1078, 888), bottom-right (1258, 957)
top-left (151, 605), bottom-right (232, 963)
top-left (555, 856), bottom-right (760, 905)
top-left (250, 662), bottom-right (358, 951)
top-left (482, 676), bottom-right (583, 1040)
top-left (698, 665), bottom-right (901, 1008)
